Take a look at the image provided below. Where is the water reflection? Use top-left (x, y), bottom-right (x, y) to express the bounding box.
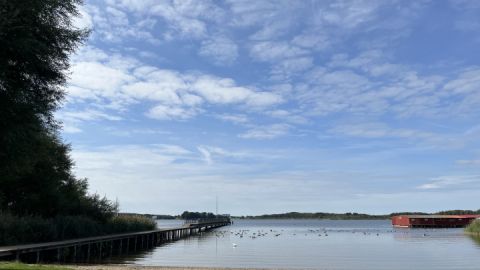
top-left (468, 235), bottom-right (480, 246)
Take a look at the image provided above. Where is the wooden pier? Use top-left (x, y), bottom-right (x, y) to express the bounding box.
top-left (0, 218), bottom-right (231, 263)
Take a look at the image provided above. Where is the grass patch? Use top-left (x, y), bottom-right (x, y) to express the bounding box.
top-left (465, 219), bottom-right (480, 234)
top-left (0, 262), bottom-right (71, 270)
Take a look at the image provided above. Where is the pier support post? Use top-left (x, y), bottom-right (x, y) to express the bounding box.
top-left (98, 242), bottom-right (103, 260)
top-left (86, 244), bottom-right (90, 262)
top-left (134, 236), bottom-right (137, 252)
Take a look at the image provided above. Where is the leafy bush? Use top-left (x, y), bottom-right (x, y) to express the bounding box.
top-left (0, 213), bottom-right (156, 246)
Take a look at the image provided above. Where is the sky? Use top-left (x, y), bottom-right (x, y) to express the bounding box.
top-left (61, 0), bottom-right (480, 215)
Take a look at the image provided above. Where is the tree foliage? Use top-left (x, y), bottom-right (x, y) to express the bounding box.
top-left (180, 211), bottom-right (217, 220)
top-left (0, 0), bottom-right (117, 220)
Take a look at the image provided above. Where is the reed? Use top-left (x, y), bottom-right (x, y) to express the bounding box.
top-left (107, 215), bottom-right (157, 234)
top-left (465, 219), bottom-right (480, 235)
top-left (0, 213), bottom-right (156, 246)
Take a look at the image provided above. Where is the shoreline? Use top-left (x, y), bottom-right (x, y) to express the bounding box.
top-left (71, 265), bottom-right (272, 270)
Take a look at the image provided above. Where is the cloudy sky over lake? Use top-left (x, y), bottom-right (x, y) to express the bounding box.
top-left (62, 0), bottom-right (480, 215)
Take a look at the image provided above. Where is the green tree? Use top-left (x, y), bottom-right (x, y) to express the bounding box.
top-left (0, 0), bottom-right (116, 220)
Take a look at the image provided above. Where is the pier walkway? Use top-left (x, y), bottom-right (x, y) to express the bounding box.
top-left (0, 217), bottom-right (231, 263)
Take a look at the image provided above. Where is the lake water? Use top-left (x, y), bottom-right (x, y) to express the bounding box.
top-left (117, 219), bottom-right (480, 269)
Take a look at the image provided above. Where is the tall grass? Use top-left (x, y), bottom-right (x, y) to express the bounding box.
top-left (107, 215), bottom-right (157, 234)
top-left (0, 213), bottom-right (156, 246)
top-left (465, 219), bottom-right (480, 235)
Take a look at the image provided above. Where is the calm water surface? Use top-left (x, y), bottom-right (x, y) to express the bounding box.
top-left (117, 219), bottom-right (480, 269)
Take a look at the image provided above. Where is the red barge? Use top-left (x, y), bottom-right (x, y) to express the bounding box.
top-left (392, 215), bottom-right (480, 228)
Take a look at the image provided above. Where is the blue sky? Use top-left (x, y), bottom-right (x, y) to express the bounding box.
top-left (62, 0), bottom-right (480, 215)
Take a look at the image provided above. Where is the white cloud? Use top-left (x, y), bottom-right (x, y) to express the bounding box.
top-left (67, 47), bottom-right (282, 122)
top-left (240, 124), bottom-right (290, 139)
top-left (328, 122), bottom-right (464, 149)
top-left (267, 110), bottom-right (308, 124)
top-left (191, 75), bottom-right (282, 106)
top-left (292, 33), bottom-right (330, 50)
top-left (73, 5), bottom-right (93, 29)
top-left (330, 123), bottom-right (434, 140)
top-left (249, 19), bottom-right (293, 41)
top-left (227, 0), bottom-right (299, 28)
top-left (199, 36), bottom-right (238, 65)
top-left (270, 57), bottom-right (314, 80)
top-left (105, 127), bottom-right (171, 137)
top-left (84, 4), bottom-right (159, 43)
top-left (109, 0), bottom-right (226, 40)
top-left (156, 144), bottom-right (192, 155)
top-left (444, 68), bottom-right (480, 94)
top-left (317, 0), bottom-right (384, 29)
top-left (216, 114), bottom-right (249, 124)
top-left (456, 159), bottom-right (480, 166)
top-left (105, 6), bottom-right (129, 26)
top-left (417, 175), bottom-right (480, 190)
top-left (63, 124), bottom-right (83, 134)
top-left (57, 109), bottom-right (122, 133)
top-left (122, 81), bottom-right (183, 104)
top-left (328, 50), bottom-right (402, 77)
top-left (290, 50), bottom-right (480, 119)
top-left (61, 110), bottom-right (122, 122)
top-left (197, 146), bottom-right (213, 165)
top-left (147, 105), bottom-right (198, 120)
top-left (250, 41), bottom-right (308, 62)
top-left (70, 61), bottom-right (135, 97)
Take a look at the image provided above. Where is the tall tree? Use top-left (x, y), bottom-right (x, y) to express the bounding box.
top-left (0, 0), bottom-right (115, 219)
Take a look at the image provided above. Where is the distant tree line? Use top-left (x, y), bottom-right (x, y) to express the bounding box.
top-left (180, 211), bottom-right (218, 220)
top-left (236, 212), bottom-right (389, 220)
top-left (435, 209), bottom-right (480, 215)
top-left (234, 210), bottom-right (480, 220)
top-left (119, 213), bottom-right (177, 220)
